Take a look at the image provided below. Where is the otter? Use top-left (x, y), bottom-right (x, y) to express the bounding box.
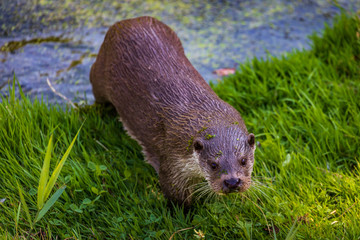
top-left (90, 16), bottom-right (256, 206)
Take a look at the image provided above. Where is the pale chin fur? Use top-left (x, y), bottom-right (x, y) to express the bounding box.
top-left (173, 152), bottom-right (210, 190)
top-left (178, 152), bottom-right (206, 180)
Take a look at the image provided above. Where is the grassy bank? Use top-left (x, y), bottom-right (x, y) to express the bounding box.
top-left (1, 13), bottom-right (359, 239)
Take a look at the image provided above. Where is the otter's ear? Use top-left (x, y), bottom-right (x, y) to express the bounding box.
top-left (248, 133), bottom-right (255, 147)
top-left (194, 140), bottom-right (204, 152)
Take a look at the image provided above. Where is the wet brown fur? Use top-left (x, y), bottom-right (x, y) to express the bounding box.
top-left (90, 16), bottom-right (255, 206)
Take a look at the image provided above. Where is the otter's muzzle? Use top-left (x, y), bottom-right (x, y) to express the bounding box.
top-left (223, 178), bottom-right (242, 193)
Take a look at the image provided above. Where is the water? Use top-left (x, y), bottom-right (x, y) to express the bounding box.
top-left (0, 0), bottom-right (359, 105)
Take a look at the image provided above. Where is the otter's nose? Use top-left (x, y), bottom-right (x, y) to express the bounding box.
top-left (223, 178), bottom-right (241, 192)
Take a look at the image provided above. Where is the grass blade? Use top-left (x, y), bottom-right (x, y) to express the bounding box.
top-left (43, 126), bottom-right (82, 200)
top-left (35, 185), bottom-right (66, 223)
top-left (16, 75), bottom-right (26, 101)
top-left (285, 219), bottom-right (300, 240)
top-left (37, 135), bottom-right (53, 210)
top-left (9, 74), bottom-right (16, 104)
top-left (15, 202), bottom-right (21, 233)
top-left (16, 181), bottom-right (33, 229)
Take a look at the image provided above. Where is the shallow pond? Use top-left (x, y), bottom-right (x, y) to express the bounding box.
top-left (0, 0), bottom-right (359, 104)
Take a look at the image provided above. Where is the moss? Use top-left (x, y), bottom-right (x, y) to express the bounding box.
top-left (0, 36), bottom-right (71, 53)
top-left (186, 136), bottom-right (194, 152)
top-left (197, 126), bottom-right (208, 133)
top-left (220, 169), bottom-right (228, 175)
top-left (204, 134), bottom-right (216, 140)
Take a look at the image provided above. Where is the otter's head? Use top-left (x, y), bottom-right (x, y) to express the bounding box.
top-left (192, 126), bottom-right (256, 195)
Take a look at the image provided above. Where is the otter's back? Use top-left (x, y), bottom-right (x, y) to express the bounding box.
top-left (91, 16), bottom-right (216, 108)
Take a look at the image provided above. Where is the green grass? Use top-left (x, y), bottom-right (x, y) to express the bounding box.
top-left (1, 13), bottom-right (360, 239)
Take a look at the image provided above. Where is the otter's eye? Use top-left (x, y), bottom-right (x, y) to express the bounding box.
top-left (210, 162), bottom-right (219, 170)
top-left (194, 141), bottom-right (203, 151)
top-left (241, 158), bottom-right (247, 166)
